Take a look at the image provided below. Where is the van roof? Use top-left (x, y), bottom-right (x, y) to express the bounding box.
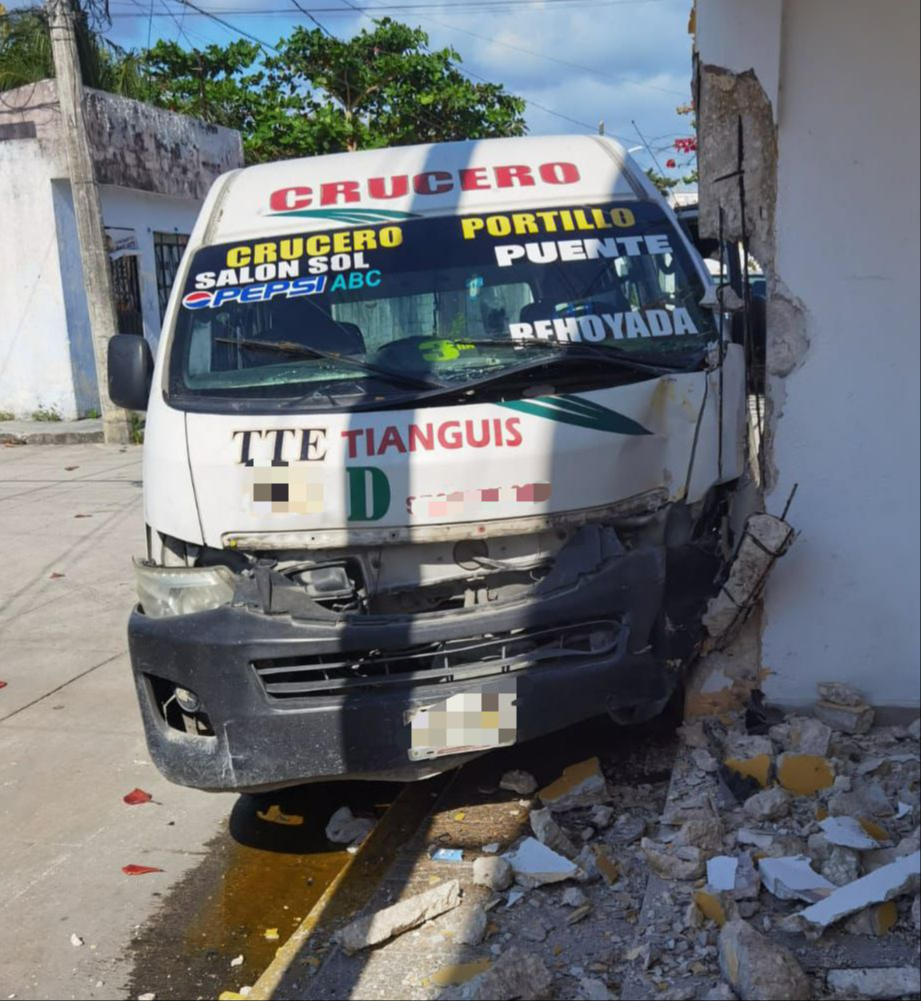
top-left (207, 135), bottom-right (644, 244)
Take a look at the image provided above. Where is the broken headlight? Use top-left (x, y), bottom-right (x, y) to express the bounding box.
top-left (134, 559), bottom-right (235, 618)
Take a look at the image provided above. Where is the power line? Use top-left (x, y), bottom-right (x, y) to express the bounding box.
top-left (108, 0), bottom-right (685, 15)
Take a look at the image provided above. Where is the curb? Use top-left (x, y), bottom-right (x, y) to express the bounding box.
top-left (0, 430), bottom-right (105, 445)
top-left (247, 776), bottom-right (448, 1001)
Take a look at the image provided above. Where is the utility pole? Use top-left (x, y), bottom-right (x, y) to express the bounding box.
top-left (46, 0), bottom-right (131, 444)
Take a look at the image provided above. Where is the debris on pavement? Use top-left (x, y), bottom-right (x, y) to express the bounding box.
top-left (430, 847), bottom-right (464, 863)
top-left (325, 806), bottom-right (375, 846)
top-left (472, 855), bottom-right (513, 892)
top-left (538, 757), bottom-right (611, 812)
top-left (499, 770), bottom-right (538, 796)
top-left (529, 806), bottom-right (579, 859)
top-left (503, 837), bottom-right (583, 888)
top-left (256, 804), bottom-right (304, 826)
top-left (819, 814), bottom-right (882, 849)
top-left (759, 855), bottom-right (835, 903)
top-left (122, 788), bottom-right (153, 806)
top-left (69, 933), bottom-right (84, 947)
top-left (814, 681), bottom-right (876, 734)
top-left (782, 850), bottom-right (920, 935)
top-left (230, 955), bottom-right (244, 967)
top-left (718, 918), bottom-right (812, 1000)
top-left (439, 946), bottom-right (553, 1001)
top-left (826, 966), bottom-right (921, 999)
top-left (335, 879), bottom-right (461, 954)
top-left (121, 864), bottom-right (163, 876)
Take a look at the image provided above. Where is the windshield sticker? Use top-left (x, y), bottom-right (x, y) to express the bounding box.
top-left (499, 394), bottom-right (652, 436)
top-left (495, 234), bottom-right (672, 268)
top-left (509, 308), bottom-right (698, 343)
top-left (182, 276), bottom-right (327, 310)
top-left (462, 206), bottom-right (636, 240)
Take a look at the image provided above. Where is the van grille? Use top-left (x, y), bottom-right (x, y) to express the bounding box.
top-left (252, 619), bottom-right (624, 699)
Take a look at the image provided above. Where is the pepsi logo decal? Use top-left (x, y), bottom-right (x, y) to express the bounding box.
top-left (181, 276), bottom-right (328, 310)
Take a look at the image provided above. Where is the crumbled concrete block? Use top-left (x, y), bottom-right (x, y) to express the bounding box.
top-left (816, 681), bottom-right (865, 707)
top-left (539, 757), bottom-right (611, 812)
top-left (675, 818), bottom-right (724, 854)
top-left (819, 816), bottom-right (880, 850)
top-left (826, 967), bottom-right (920, 999)
top-left (441, 947), bottom-right (553, 1000)
top-left (828, 781), bottom-right (892, 819)
top-left (499, 770), bottom-right (537, 796)
top-left (325, 806), bottom-right (375, 845)
top-left (707, 856), bottom-right (738, 892)
top-left (693, 748), bottom-right (720, 773)
top-left (908, 718), bottom-right (921, 742)
top-left (694, 888), bottom-right (735, 927)
top-left (577, 977), bottom-right (614, 1001)
top-left (609, 813), bottom-right (646, 844)
top-left (724, 735), bottom-right (774, 789)
top-left (529, 807), bottom-right (578, 859)
top-left (786, 850), bottom-right (921, 935)
top-left (702, 984), bottom-right (738, 1001)
top-left (642, 839), bottom-right (706, 881)
top-left (737, 828), bottom-right (775, 851)
top-left (759, 856), bottom-right (835, 903)
top-left (773, 717), bottom-right (833, 756)
top-left (744, 786), bottom-right (791, 822)
top-left (590, 804), bottom-right (614, 827)
top-left (503, 837), bottom-right (581, 888)
top-left (336, 879), bottom-right (461, 954)
top-left (718, 919), bottom-right (812, 1000)
top-left (843, 900), bottom-right (898, 936)
top-left (561, 886), bottom-right (588, 908)
top-left (819, 847), bottom-right (861, 888)
top-left (473, 855), bottom-right (513, 892)
top-left (733, 853), bottom-right (762, 900)
top-left (439, 902), bottom-right (489, 947)
top-left (777, 753), bottom-right (834, 796)
top-left (814, 700), bottom-right (874, 735)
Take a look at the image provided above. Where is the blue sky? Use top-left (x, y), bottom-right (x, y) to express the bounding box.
top-left (13, 0), bottom-right (697, 173)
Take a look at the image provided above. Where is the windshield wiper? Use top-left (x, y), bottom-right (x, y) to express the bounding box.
top-left (213, 337), bottom-right (446, 392)
top-left (391, 341), bottom-right (707, 408)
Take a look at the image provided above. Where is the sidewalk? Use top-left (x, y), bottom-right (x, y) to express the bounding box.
top-left (0, 418), bottom-right (104, 445)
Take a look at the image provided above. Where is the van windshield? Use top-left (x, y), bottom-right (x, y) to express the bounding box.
top-left (167, 201), bottom-right (716, 410)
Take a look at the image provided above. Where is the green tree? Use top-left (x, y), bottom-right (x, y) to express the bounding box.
top-left (0, 4), bottom-right (144, 96)
top-left (264, 19), bottom-right (526, 156)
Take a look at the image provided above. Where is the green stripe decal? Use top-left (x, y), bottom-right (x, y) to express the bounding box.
top-left (500, 394), bottom-right (653, 436)
top-left (269, 208), bottom-right (421, 223)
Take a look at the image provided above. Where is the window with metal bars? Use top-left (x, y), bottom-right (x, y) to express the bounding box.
top-left (154, 232), bottom-right (190, 321)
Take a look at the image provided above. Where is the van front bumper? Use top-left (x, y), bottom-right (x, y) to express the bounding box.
top-left (127, 531), bottom-right (673, 792)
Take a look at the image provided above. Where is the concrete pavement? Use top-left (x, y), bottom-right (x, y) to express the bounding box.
top-left (0, 443), bottom-right (230, 1000)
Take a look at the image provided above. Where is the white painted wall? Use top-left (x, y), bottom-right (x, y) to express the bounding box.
top-left (699, 0), bottom-right (921, 708)
top-left (0, 141), bottom-right (75, 419)
top-left (100, 185), bottom-right (201, 350)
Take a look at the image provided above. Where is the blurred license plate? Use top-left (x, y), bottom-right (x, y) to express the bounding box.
top-left (405, 681), bottom-right (517, 761)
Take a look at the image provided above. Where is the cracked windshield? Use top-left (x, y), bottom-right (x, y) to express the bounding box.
top-left (169, 201), bottom-right (715, 408)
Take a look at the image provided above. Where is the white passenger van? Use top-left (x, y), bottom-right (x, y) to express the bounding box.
top-left (108, 136), bottom-right (746, 792)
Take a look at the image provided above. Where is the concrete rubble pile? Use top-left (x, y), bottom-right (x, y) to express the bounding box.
top-left (320, 685), bottom-right (918, 1001)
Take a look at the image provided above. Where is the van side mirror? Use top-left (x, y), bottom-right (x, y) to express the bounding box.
top-left (108, 334), bottom-right (153, 411)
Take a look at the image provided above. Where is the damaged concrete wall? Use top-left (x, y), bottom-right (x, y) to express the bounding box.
top-left (694, 0), bottom-right (921, 709)
top-left (84, 89), bottom-right (242, 200)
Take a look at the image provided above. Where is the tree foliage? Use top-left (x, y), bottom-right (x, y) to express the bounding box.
top-left (0, 5), bottom-right (144, 96)
top-left (1, 7), bottom-right (526, 164)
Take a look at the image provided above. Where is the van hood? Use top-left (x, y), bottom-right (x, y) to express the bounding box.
top-left (181, 374), bottom-right (712, 550)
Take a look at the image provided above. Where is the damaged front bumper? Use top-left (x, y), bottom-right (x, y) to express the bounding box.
top-left (128, 526), bottom-right (675, 792)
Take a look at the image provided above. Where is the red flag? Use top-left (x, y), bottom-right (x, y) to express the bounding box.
top-left (123, 788), bottom-right (153, 806)
top-left (122, 864), bottom-right (163, 876)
